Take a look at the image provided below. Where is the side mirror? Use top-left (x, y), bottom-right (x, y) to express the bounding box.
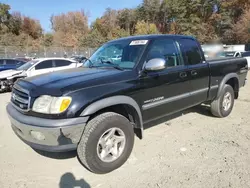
top-left (145, 58), bottom-right (166, 71)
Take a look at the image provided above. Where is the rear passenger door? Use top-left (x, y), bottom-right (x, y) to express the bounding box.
top-left (54, 60), bottom-right (75, 71)
top-left (177, 38), bottom-right (210, 105)
top-left (31, 60), bottom-right (54, 76)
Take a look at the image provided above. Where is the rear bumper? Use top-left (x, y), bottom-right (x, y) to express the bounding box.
top-left (7, 103), bottom-right (89, 152)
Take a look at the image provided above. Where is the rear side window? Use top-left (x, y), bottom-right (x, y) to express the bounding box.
top-left (35, 60), bottom-right (53, 70)
top-left (54, 60), bottom-right (72, 67)
top-left (6, 60), bottom-right (17, 65)
top-left (146, 39), bottom-right (183, 67)
top-left (178, 39), bottom-right (203, 65)
top-left (0, 60), bottom-right (4, 65)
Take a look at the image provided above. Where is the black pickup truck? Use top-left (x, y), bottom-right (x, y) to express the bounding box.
top-left (7, 35), bottom-right (248, 174)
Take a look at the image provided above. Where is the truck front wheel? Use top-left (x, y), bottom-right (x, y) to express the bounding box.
top-left (77, 112), bottom-right (134, 174)
top-left (210, 84), bottom-right (235, 118)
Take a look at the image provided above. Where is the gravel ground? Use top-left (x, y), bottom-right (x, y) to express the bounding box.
top-left (0, 74), bottom-right (250, 188)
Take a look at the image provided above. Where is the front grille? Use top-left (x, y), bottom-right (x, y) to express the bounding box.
top-left (11, 85), bottom-right (30, 111)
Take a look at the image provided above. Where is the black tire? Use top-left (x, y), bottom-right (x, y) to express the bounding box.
top-left (211, 84), bottom-right (234, 118)
top-left (77, 112), bottom-right (134, 174)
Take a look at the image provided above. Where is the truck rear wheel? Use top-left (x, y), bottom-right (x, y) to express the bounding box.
top-left (77, 112), bottom-right (134, 174)
top-left (210, 84), bottom-right (234, 118)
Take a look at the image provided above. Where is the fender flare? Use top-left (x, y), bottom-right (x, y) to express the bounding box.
top-left (216, 73), bottom-right (239, 99)
top-left (80, 95), bottom-right (144, 137)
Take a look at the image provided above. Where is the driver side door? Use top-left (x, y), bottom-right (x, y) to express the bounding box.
top-left (135, 38), bottom-right (193, 123)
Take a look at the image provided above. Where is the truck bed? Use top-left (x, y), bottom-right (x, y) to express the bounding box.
top-left (207, 57), bottom-right (248, 100)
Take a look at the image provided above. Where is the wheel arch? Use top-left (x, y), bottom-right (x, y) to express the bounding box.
top-left (217, 73), bottom-right (239, 99)
top-left (80, 96), bottom-right (144, 139)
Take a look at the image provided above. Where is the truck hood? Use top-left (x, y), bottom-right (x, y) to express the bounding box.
top-left (0, 69), bottom-right (23, 79)
top-left (20, 67), bottom-right (133, 96)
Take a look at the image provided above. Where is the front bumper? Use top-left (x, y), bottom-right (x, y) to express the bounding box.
top-left (7, 103), bottom-right (89, 152)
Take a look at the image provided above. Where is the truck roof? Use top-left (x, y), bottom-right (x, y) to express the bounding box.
top-left (108, 34), bottom-right (196, 43)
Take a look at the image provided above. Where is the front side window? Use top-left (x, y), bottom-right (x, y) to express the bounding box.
top-left (35, 60), bottom-right (53, 70)
top-left (17, 60), bottom-right (38, 71)
top-left (178, 38), bottom-right (203, 65)
top-left (85, 39), bottom-right (147, 69)
top-left (146, 39), bottom-right (183, 68)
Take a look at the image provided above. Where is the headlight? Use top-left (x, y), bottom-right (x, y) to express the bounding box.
top-left (32, 95), bottom-right (72, 114)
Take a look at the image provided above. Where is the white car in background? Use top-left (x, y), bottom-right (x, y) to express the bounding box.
top-left (0, 58), bottom-right (80, 92)
top-left (234, 51), bottom-right (250, 69)
top-left (111, 55), bottom-right (122, 62)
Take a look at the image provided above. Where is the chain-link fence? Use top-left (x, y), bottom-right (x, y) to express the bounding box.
top-left (0, 46), bottom-right (96, 58)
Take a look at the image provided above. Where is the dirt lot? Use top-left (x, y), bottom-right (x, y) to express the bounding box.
top-left (0, 74), bottom-right (250, 188)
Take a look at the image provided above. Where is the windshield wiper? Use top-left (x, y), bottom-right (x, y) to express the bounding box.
top-left (100, 59), bottom-right (124, 71)
top-left (81, 57), bottom-right (94, 68)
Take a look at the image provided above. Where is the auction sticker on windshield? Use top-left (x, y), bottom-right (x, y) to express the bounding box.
top-left (130, 40), bottom-right (148, 45)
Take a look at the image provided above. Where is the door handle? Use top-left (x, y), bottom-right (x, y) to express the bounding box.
top-left (191, 70), bottom-right (197, 76)
top-left (179, 72), bottom-right (187, 78)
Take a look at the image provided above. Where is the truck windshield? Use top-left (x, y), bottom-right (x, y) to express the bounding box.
top-left (16, 60), bottom-right (38, 71)
top-left (84, 39), bottom-right (147, 69)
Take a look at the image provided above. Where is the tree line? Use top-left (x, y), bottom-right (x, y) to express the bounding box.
top-left (0, 0), bottom-right (250, 50)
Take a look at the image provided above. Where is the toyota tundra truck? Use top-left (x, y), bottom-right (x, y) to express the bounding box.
top-left (7, 35), bottom-right (248, 174)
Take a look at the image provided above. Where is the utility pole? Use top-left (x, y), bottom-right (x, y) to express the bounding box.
top-left (26, 35), bottom-right (29, 57)
top-left (4, 47), bottom-right (7, 58)
top-left (44, 46), bottom-right (47, 57)
top-left (43, 33), bottom-right (46, 57)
